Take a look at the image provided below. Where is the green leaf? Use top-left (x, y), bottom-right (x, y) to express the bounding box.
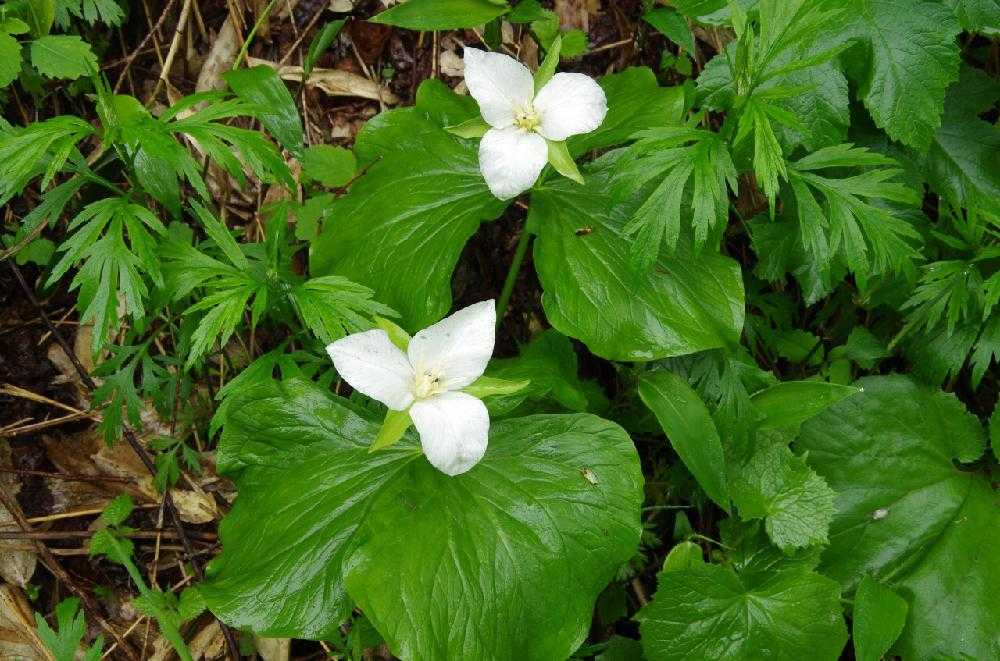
top-left (24, 0), bottom-right (55, 36)
top-left (546, 139), bottom-right (583, 184)
top-left (292, 275), bottom-right (397, 345)
top-left (200, 378), bottom-right (643, 659)
top-left (370, 0), bottom-right (510, 29)
top-left (614, 127), bottom-right (737, 266)
top-left (304, 19), bottom-right (346, 76)
top-left (484, 329), bottom-right (599, 414)
top-left (853, 575), bottom-right (909, 661)
top-left (531, 160), bottom-right (745, 362)
top-left (643, 8), bottom-right (695, 53)
top-left (750, 381), bottom-right (858, 433)
top-left (837, 0), bottom-right (961, 150)
top-left (923, 67), bottom-right (1000, 215)
top-left (730, 440), bottom-right (837, 551)
top-left (0, 33), bottom-right (21, 87)
top-left (660, 541), bottom-right (704, 573)
top-left (299, 144), bottom-right (356, 188)
top-left (843, 327), bottom-right (889, 369)
top-left (310, 100), bottom-right (506, 331)
top-left (670, 0), bottom-right (727, 17)
top-left (223, 65), bottom-right (304, 156)
top-left (0, 116), bottom-right (93, 205)
top-left (944, 0), bottom-right (1000, 33)
top-left (30, 35), bottom-right (96, 79)
top-left (637, 561), bottom-right (847, 660)
top-left (101, 493), bottom-right (134, 526)
top-left (369, 408), bottom-right (412, 451)
top-left (798, 375), bottom-right (997, 660)
top-left (638, 370), bottom-right (729, 510)
top-left (35, 597), bottom-right (98, 661)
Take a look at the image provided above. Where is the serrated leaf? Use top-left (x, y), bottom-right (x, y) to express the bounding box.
top-left (299, 144), bottom-right (356, 188)
top-left (35, 597), bottom-right (91, 661)
top-left (731, 441), bottom-right (836, 550)
top-left (199, 378), bottom-right (643, 659)
top-left (532, 158), bottom-right (745, 362)
top-left (30, 35), bottom-right (96, 78)
top-left (637, 560), bottom-right (847, 660)
top-left (798, 375), bottom-right (998, 660)
top-left (837, 0), bottom-right (961, 150)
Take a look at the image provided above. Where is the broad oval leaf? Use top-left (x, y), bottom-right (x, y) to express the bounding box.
top-left (750, 381), bottom-right (858, 433)
top-left (309, 105), bottom-right (506, 331)
top-left (853, 575), bottom-right (908, 661)
top-left (200, 378), bottom-right (643, 659)
top-left (798, 375), bottom-right (999, 660)
top-left (531, 162), bottom-right (744, 362)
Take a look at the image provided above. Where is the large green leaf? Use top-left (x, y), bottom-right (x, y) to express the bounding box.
top-left (371, 0), bottom-right (509, 30)
top-left (531, 161), bottom-right (745, 362)
top-left (29, 34), bottom-right (96, 79)
top-left (798, 375), bottom-right (999, 660)
top-left (944, 0), bottom-right (1000, 34)
top-left (310, 105), bottom-right (506, 331)
top-left (223, 65), bottom-right (303, 156)
top-left (836, 0), bottom-right (961, 150)
top-left (924, 67), bottom-right (1000, 215)
top-left (638, 370), bottom-right (729, 510)
top-left (637, 557), bottom-right (847, 660)
top-left (200, 378), bottom-right (643, 659)
top-left (750, 381), bottom-right (858, 433)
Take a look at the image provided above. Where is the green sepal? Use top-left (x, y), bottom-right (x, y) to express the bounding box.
top-left (534, 35), bottom-right (562, 92)
top-left (446, 117), bottom-right (491, 139)
top-left (375, 316), bottom-right (411, 351)
top-left (369, 408), bottom-right (413, 452)
top-left (547, 140), bottom-right (584, 184)
top-left (463, 375), bottom-right (531, 398)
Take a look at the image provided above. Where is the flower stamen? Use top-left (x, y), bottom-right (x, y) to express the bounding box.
top-left (514, 106), bottom-right (541, 132)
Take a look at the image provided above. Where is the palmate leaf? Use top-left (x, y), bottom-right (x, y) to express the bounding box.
top-left (613, 127), bottom-right (736, 268)
top-left (100, 92), bottom-right (292, 216)
top-left (289, 276), bottom-right (396, 345)
top-left (0, 115), bottom-right (94, 205)
top-left (783, 144), bottom-right (922, 287)
top-left (54, 0), bottom-right (124, 27)
top-left (35, 597), bottom-right (104, 661)
top-left (47, 197), bottom-right (166, 355)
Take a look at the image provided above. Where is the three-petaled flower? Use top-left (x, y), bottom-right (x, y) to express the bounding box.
top-left (464, 47), bottom-right (608, 200)
top-left (326, 300), bottom-right (496, 476)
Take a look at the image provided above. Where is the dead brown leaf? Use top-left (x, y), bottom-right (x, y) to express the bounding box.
top-left (0, 584), bottom-right (50, 661)
top-left (247, 57), bottom-right (399, 103)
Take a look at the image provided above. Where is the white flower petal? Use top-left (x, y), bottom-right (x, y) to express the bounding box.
top-left (478, 127), bottom-right (548, 200)
top-left (533, 73), bottom-right (608, 141)
top-left (326, 330), bottom-right (414, 410)
top-left (463, 47), bottom-right (535, 129)
top-left (410, 391), bottom-right (489, 476)
top-left (408, 299), bottom-right (496, 391)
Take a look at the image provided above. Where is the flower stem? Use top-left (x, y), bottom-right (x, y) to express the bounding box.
top-left (496, 226), bottom-right (532, 327)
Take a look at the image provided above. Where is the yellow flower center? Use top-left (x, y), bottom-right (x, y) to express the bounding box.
top-left (412, 371), bottom-right (446, 399)
top-left (514, 106), bottom-right (541, 132)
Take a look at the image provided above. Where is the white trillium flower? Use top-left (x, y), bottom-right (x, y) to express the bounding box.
top-left (326, 300), bottom-right (496, 476)
top-left (464, 47), bottom-right (608, 200)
